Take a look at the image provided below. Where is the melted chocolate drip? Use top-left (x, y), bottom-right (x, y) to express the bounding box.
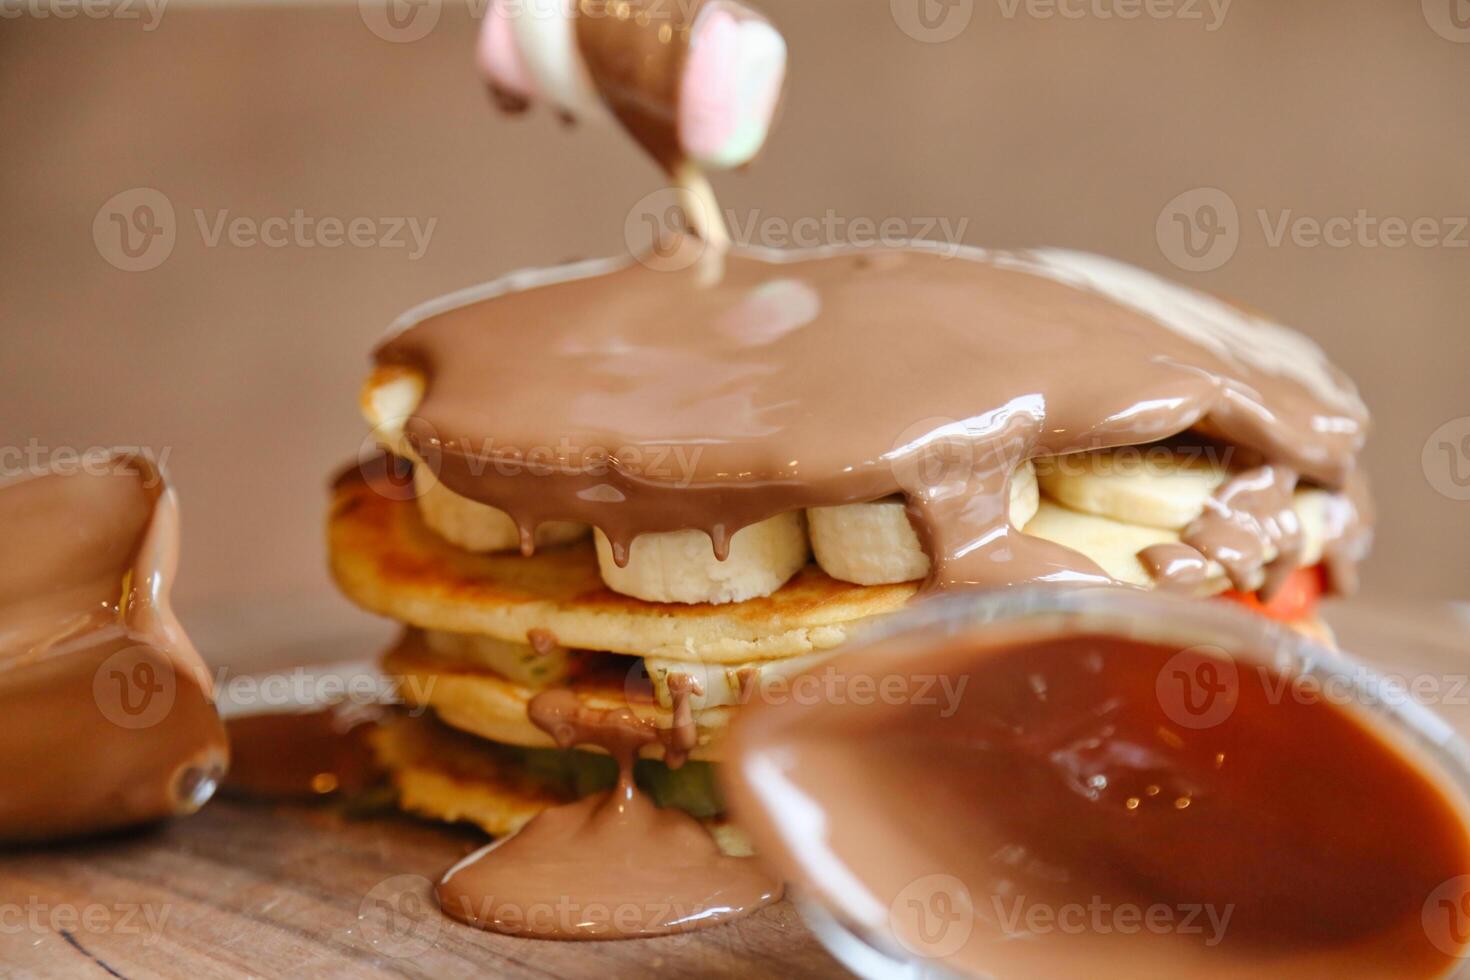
top-left (575, 0), bottom-right (693, 172)
top-left (1137, 542), bottom-right (1212, 594)
top-left (1182, 465), bottom-right (1302, 597)
top-left (436, 685), bottom-right (779, 939)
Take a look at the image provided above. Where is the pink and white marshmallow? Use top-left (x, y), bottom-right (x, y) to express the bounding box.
top-left (477, 0), bottom-right (787, 171)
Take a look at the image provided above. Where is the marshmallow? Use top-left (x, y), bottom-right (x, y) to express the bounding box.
top-left (477, 0), bottom-right (786, 172)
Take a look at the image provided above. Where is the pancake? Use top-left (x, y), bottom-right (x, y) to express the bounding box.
top-left (329, 466), bottom-right (914, 663)
top-left (371, 712), bottom-right (751, 854)
top-left (384, 631), bottom-right (729, 762)
top-left (371, 711), bottom-right (570, 837)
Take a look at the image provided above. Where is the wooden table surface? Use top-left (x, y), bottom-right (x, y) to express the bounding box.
top-left (4, 599), bottom-right (1467, 980)
top-left (0, 797), bottom-right (842, 980)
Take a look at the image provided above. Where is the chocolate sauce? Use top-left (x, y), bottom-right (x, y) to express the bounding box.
top-left (1137, 542), bottom-right (1212, 594)
top-left (377, 244), bottom-right (1372, 595)
top-left (724, 626), bottom-right (1470, 977)
top-left (1182, 464), bottom-right (1303, 597)
top-left (0, 456), bottom-right (228, 842)
top-left (574, 0), bottom-right (694, 171)
top-left (526, 627), bottom-right (560, 656)
top-left (436, 687), bottom-right (780, 939)
top-left (574, 0), bottom-right (778, 173)
top-left (223, 706), bottom-right (380, 800)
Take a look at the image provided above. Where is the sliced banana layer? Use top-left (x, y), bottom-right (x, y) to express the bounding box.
top-left (384, 635), bottom-right (728, 761)
top-left (423, 629), bottom-right (571, 689)
top-left (594, 512), bottom-right (810, 605)
top-left (360, 367), bottom-right (588, 553)
top-left (1023, 500), bottom-right (1227, 590)
top-left (645, 650), bottom-right (837, 713)
top-left (415, 464), bottom-right (588, 554)
top-left (808, 461), bottom-right (1040, 586)
top-left (1294, 487), bottom-right (1330, 568)
top-left (1021, 485), bottom-right (1331, 593)
top-left (1035, 446), bottom-right (1229, 530)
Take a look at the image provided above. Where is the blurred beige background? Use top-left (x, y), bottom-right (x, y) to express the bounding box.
top-left (2, 0), bottom-right (1467, 636)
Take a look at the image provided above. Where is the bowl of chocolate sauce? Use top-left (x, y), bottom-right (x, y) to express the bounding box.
top-left (723, 588), bottom-right (1470, 979)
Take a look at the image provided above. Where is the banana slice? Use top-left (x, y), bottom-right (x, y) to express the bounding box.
top-left (1294, 487), bottom-right (1330, 567)
top-left (414, 464), bottom-right (588, 553)
top-left (644, 650), bottom-right (835, 712)
top-left (360, 367), bottom-right (425, 459)
top-left (808, 462), bottom-right (1040, 586)
top-left (594, 513), bottom-right (809, 605)
top-left (360, 369), bottom-right (588, 553)
top-left (423, 629), bottom-right (571, 689)
top-left (1022, 499), bottom-right (1230, 591)
top-left (1020, 484), bottom-right (1333, 593)
top-left (1035, 446), bottom-right (1230, 530)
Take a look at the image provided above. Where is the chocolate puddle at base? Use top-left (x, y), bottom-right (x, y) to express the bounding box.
top-left (436, 686), bottom-right (781, 939)
top-left (723, 630), bottom-right (1470, 978)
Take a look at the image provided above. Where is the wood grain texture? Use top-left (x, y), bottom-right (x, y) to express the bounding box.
top-left (0, 799), bottom-right (843, 979)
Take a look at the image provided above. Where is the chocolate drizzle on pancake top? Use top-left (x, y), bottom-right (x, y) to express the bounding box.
top-left (376, 243), bottom-right (1372, 596)
top-left (0, 454), bottom-right (228, 841)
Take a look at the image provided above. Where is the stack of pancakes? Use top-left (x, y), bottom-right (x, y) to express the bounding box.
top-left (328, 246), bottom-right (1369, 837)
top-left (330, 455), bottom-right (911, 840)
